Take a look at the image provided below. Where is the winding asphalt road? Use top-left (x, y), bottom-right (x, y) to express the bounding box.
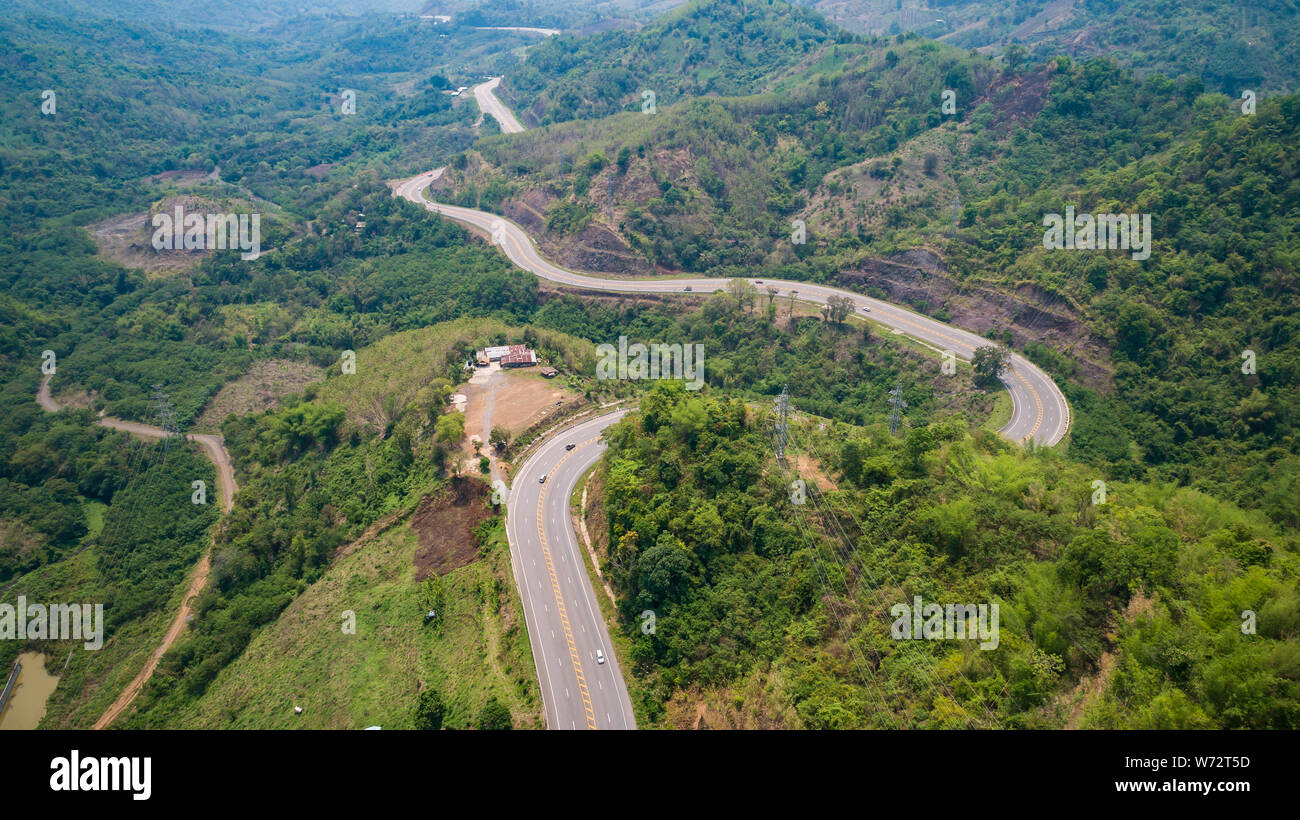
top-left (506, 411), bottom-right (636, 730)
top-left (473, 77), bottom-right (525, 134)
top-left (393, 78), bottom-right (1073, 730)
top-left (393, 179), bottom-right (1069, 446)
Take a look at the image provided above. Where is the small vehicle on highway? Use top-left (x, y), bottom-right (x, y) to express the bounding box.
top-left (683, 286), bottom-right (692, 291)
top-left (565, 443), bottom-right (576, 451)
top-left (596, 649), bottom-right (606, 664)
top-left (538, 475), bottom-right (546, 484)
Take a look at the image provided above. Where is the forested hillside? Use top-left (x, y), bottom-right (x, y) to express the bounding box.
top-left (499, 0), bottom-right (844, 124)
top-left (5, 0), bottom-right (425, 28)
top-left (1, 0), bottom-right (1296, 735)
top-left (808, 0), bottom-right (1300, 96)
top-left (593, 382), bottom-right (1299, 728)
top-left (0, 8), bottom-right (545, 727)
top-left (454, 2), bottom-right (1299, 532)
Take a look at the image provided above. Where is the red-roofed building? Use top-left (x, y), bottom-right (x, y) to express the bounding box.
top-left (476, 343), bottom-right (538, 367)
top-left (500, 345), bottom-right (538, 368)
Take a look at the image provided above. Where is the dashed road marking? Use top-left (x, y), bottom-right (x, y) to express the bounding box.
top-left (536, 443), bottom-right (602, 730)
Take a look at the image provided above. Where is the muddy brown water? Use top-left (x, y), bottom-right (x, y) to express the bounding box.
top-left (0, 652), bottom-right (60, 730)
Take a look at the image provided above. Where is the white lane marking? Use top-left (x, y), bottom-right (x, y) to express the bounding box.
top-left (560, 483), bottom-right (636, 731)
top-left (493, 410), bottom-right (632, 731)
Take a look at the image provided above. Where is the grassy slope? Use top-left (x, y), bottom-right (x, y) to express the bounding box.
top-left (313, 316), bottom-right (596, 432)
top-left (174, 518), bottom-right (542, 729)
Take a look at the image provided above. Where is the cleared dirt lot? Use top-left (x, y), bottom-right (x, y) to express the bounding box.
top-left (456, 365), bottom-right (575, 466)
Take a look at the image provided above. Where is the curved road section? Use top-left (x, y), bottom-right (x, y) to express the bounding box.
top-left (474, 77), bottom-right (526, 134)
top-left (506, 411), bottom-right (636, 730)
top-left (395, 79), bottom-right (1072, 731)
top-left (394, 169), bottom-right (1069, 446)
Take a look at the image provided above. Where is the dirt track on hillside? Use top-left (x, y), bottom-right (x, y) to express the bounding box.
top-left (38, 375), bottom-right (238, 729)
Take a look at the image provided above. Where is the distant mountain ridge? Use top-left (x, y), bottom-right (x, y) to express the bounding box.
top-left (800, 0), bottom-right (1299, 95)
top-left (1, 0), bottom-right (425, 28)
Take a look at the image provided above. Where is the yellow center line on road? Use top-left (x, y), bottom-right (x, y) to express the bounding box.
top-left (535, 436), bottom-right (601, 729)
top-left (1009, 366), bottom-right (1045, 443)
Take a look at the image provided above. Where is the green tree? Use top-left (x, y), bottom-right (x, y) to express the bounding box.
top-left (903, 426), bottom-right (936, 472)
top-left (478, 696), bottom-right (513, 730)
top-left (840, 440), bottom-right (863, 483)
top-left (489, 426), bottom-right (511, 454)
top-left (414, 687), bottom-right (445, 730)
top-left (1003, 44), bottom-right (1028, 72)
top-left (971, 345), bottom-right (1010, 389)
top-left (727, 278), bottom-right (758, 311)
top-left (826, 295), bottom-right (853, 325)
top-left (434, 412), bottom-right (465, 444)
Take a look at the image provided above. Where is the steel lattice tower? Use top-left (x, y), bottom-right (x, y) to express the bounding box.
top-left (775, 385), bottom-right (790, 463)
top-left (151, 384), bottom-right (180, 450)
top-left (888, 386), bottom-right (907, 437)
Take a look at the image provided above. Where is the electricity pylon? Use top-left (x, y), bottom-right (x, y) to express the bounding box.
top-left (151, 385), bottom-right (180, 450)
top-left (774, 385), bottom-right (790, 464)
top-left (888, 386), bottom-right (907, 437)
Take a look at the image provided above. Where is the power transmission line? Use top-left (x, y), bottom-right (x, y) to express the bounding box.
top-left (766, 400), bottom-right (901, 729)
top-left (151, 385), bottom-right (180, 450)
top-left (784, 411), bottom-right (1003, 728)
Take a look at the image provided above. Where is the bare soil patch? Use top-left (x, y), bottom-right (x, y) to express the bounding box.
top-left (458, 368), bottom-right (576, 465)
top-left (503, 188), bottom-right (655, 276)
top-left (792, 452), bottom-right (837, 492)
top-left (1061, 592), bottom-right (1156, 728)
top-left (836, 250), bottom-right (1113, 390)
top-left (410, 478), bottom-right (493, 581)
top-left (663, 669), bottom-right (801, 730)
top-left (88, 194), bottom-right (242, 277)
top-left (194, 359), bottom-right (322, 432)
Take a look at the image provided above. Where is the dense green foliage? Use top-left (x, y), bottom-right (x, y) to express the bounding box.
top-left (482, 31), bottom-right (991, 272)
top-left (0, 423), bottom-right (216, 672)
top-left (821, 0), bottom-right (1300, 96)
top-left (474, 4), bottom-right (1300, 529)
top-left (501, 0), bottom-right (843, 124)
top-left (2, 181), bottom-right (537, 428)
top-left (414, 686), bottom-right (446, 730)
top-left (2, 0), bottom-right (1297, 732)
top-left (601, 382), bottom-right (1299, 728)
top-left (534, 290), bottom-right (992, 427)
top-left (0, 8), bottom-right (544, 723)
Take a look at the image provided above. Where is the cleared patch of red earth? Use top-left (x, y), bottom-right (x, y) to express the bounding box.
top-left (410, 477), bottom-right (494, 581)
